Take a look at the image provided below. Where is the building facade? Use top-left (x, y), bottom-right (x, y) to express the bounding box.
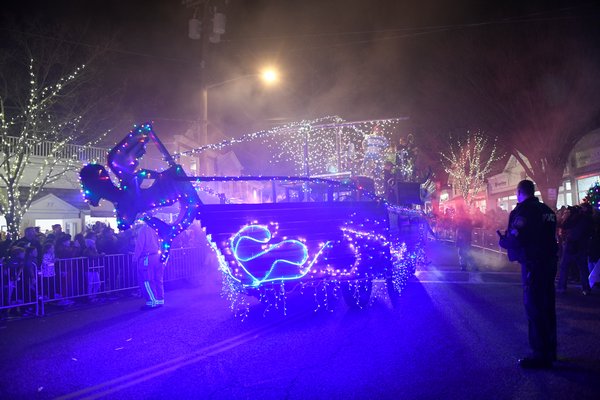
top-left (487, 128), bottom-right (600, 211)
top-left (437, 128), bottom-right (600, 213)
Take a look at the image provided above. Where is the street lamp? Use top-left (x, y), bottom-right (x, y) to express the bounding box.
top-left (260, 67), bottom-right (278, 85)
top-left (200, 67), bottom-right (279, 146)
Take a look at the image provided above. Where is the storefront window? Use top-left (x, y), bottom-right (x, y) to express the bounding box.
top-left (557, 180), bottom-right (573, 209)
top-left (577, 175), bottom-right (600, 203)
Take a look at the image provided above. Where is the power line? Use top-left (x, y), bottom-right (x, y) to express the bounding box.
top-left (270, 15), bottom-right (592, 54)
top-left (221, 4), bottom-right (599, 43)
top-left (0, 27), bottom-right (199, 66)
top-left (1, 6), bottom-right (598, 64)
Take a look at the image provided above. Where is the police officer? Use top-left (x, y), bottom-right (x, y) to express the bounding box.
top-left (499, 180), bottom-right (558, 369)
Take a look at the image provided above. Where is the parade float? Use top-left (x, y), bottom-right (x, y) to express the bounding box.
top-left (80, 119), bottom-right (433, 317)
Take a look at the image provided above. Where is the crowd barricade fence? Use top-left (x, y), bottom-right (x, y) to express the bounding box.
top-left (1, 247), bottom-right (203, 317)
top-left (435, 226), bottom-right (507, 255)
top-left (1, 260), bottom-right (39, 316)
top-left (471, 228), bottom-right (507, 255)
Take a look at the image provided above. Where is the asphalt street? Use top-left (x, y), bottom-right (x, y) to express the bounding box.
top-left (1, 240), bottom-right (599, 399)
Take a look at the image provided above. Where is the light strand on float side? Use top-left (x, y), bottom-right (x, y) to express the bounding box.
top-left (203, 196), bottom-right (420, 316)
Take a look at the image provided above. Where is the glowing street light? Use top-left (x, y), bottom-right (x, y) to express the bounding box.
top-left (260, 67), bottom-right (278, 85)
top-left (200, 67), bottom-right (280, 145)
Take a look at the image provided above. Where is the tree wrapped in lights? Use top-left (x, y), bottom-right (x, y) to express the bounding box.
top-left (440, 131), bottom-right (501, 207)
top-left (0, 56), bottom-right (107, 239)
top-left (583, 181), bottom-right (600, 210)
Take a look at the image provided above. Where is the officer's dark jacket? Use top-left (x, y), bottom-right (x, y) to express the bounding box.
top-left (499, 197), bottom-right (558, 264)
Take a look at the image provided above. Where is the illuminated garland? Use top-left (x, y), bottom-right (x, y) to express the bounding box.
top-left (226, 223), bottom-right (331, 287)
top-left (205, 195), bottom-right (422, 318)
top-left (174, 116), bottom-right (343, 158)
top-left (211, 229), bottom-right (418, 318)
top-left (193, 184), bottom-right (231, 203)
top-left (173, 116), bottom-right (406, 178)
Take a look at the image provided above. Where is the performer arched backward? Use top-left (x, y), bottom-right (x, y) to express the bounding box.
top-left (80, 124), bottom-right (201, 308)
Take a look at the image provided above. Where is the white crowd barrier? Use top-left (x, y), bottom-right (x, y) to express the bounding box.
top-left (1, 247), bottom-right (203, 317)
top-left (435, 227), bottom-right (507, 255)
top-left (471, 228), bottom-right (508, 255)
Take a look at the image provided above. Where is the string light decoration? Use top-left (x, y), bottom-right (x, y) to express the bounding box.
top-left (209, 223), bottom-right (416, 318)
top-left (174, 116), bottom-right (405, 178)
top-left (264, 118), bottom-right (403, 177)
top-left (174, 116), bottom-right (342, 158)
top-left (193, 183), bottom-right (232, 203)
top-left (440, 130), bottom-right (501, 207)
top-left (0, 59), bottom-right (107, 238)
top-left (186, 175), bottom-right (422, 316)
top-left (583, 181), bottom-right (600, 210)
top-left (201, 188), bottom-right (419, 317)
top-left (226, 223), bottom-right (331, 286)
top-left (172, 116), bottom-right (408, 202)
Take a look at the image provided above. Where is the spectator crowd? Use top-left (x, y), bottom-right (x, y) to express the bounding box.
top-left (555, 203), bottom-right (600, 295)
top-left (433, 202), bottom-right (600, 295)
top-left (432, 205), bottom-right (510, 240)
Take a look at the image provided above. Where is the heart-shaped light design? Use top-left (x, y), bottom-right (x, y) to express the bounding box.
top-left (229, 224), bottom-right (329, 287)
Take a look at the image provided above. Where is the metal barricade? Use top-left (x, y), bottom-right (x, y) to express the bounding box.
top-left (164, 247), bottom-right (203, 282)
top-left (471, 228), bottom-right (507, 255)
top-left (436, 226), bottom-right (507, 255)
top-left (2, 247), bottom-right (204, 318)
top-left (1, 259), bottom-right (39, 317)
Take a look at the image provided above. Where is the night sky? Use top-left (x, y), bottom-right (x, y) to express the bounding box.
top-left (2, 0), bottom-right (600, 172)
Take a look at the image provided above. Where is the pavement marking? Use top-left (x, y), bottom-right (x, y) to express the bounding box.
top-left (55, 310), bottom-right (311, 400)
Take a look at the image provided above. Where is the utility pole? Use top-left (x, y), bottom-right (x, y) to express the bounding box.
top-left (198, 0), bottom-right (210, 147)
top-left (183, 0), bottom-right (226, 147)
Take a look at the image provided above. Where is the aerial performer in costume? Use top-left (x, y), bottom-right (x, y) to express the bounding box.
top-left (79, 123), bottom-right (201, 262)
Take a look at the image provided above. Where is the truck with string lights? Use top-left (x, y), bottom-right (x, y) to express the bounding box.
top-left (80, 123), bottom-right (415, 314)
top-left (196, 175), bottom-right (414, 311)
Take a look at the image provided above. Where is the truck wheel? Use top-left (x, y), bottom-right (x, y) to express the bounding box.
top-left (342, 279), bottom-right (372, 308)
